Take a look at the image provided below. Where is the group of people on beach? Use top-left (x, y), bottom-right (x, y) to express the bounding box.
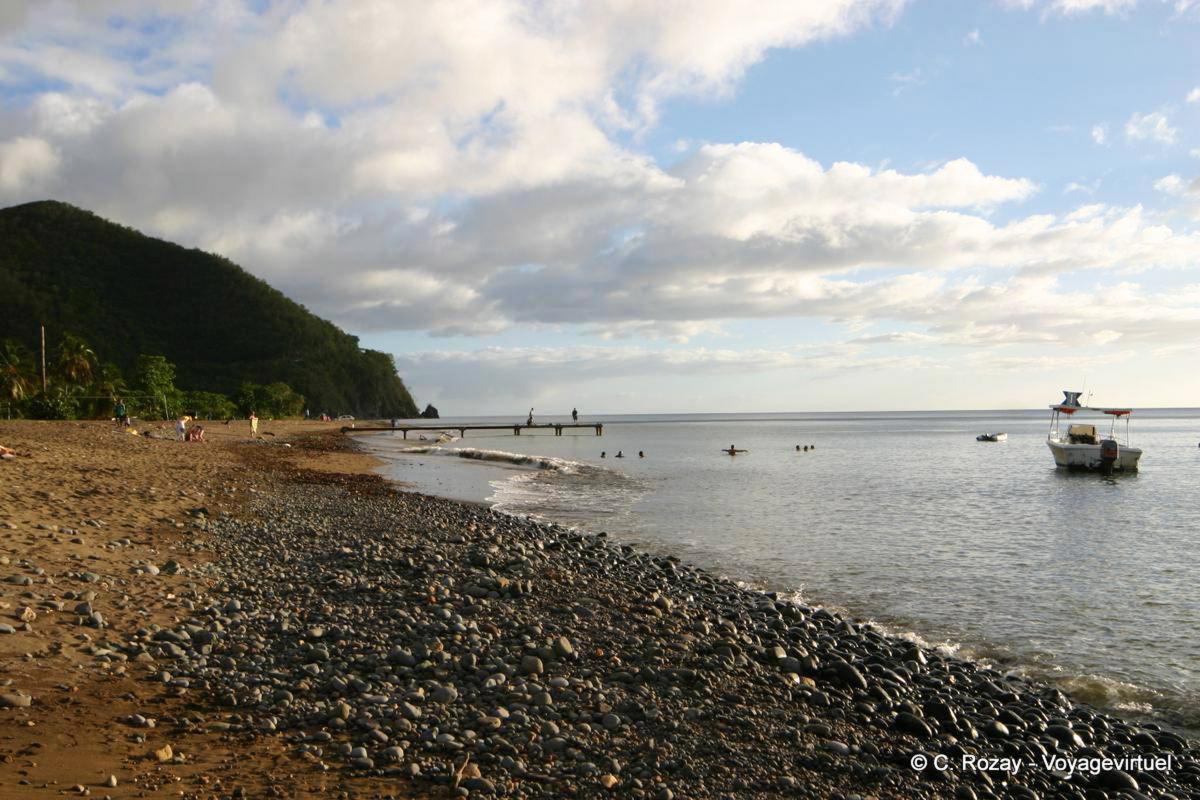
top-left (109, 397), bottom-right (224, 442)
top-left (601, 450), bottom-right (644, 458)
top-left (175, 415), bottom-right (206, 442)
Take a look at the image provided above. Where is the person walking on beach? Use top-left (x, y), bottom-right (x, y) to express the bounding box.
top-left (249, 410), bottom-right (259, 438)
top-left (114, 398), bottom-right (127, 427)
top-left (572, 407), bottom-right (578, 422)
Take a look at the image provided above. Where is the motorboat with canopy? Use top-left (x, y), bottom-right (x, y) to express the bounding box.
top-left (1047, 390), bottom-right (1141, 472)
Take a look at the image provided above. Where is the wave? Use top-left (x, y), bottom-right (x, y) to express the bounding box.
top-left (397, 445), bottom-right (590, 474)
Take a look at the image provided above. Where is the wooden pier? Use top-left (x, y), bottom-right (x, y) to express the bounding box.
top-left (342, 423), bottom-right (604, 439)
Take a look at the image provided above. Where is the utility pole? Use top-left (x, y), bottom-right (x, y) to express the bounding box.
top-left (40, 325), bottom-right (47, 392)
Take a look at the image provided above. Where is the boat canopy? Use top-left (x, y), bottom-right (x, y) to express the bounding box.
top-left (1049, 392), bottom-right (1133, 415)
top-left (1048, 405), bottom-right (1134, 415)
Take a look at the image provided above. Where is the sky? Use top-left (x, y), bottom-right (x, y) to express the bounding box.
top-left (0, 0), bottom-right (1198, 414)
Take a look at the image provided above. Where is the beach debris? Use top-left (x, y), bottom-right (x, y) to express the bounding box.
top-left (0, 692), bottom-right (33, 708)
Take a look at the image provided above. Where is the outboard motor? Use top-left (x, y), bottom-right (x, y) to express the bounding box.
top-left (1100, 439), bottom-right (1119, 475)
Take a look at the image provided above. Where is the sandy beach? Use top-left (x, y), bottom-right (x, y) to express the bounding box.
top-left (1, 420), bottom-right (1197, 799)
top-left (0, 419), bottom-right (407, 798)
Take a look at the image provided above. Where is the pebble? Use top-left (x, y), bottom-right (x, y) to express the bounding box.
top-left (96, 474), bottom-right (1200, 800)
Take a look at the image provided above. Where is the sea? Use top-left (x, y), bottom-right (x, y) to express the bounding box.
top-left (361, 409), bottom-right (1200, 735)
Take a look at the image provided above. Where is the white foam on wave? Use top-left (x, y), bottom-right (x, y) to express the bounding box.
top-left (487, 458), bottom-right (646, 528)
top-left (397, 445), bottom-right (590, 474)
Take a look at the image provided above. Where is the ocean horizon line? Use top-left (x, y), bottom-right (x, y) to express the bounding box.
top-left (403, 406), bottom-right (1200, 420)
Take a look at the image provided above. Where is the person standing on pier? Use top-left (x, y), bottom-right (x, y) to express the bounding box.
top-left (572, 407), bottom-right (578, 422)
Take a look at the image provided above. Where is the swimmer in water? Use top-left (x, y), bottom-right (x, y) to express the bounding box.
top-left (726, 444), bottom-right (738, 455)
top-left (600, 451), bottom-right (606, 458)
top-left (638, 451), bottom-right (644, 458)
top-left (615, 450), bottom-right (624, 458)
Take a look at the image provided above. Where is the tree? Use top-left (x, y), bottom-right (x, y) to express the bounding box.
top-left (234, 381), bottom-right (304, 418)
top-left (94, 362), bottom-right (127, 401)
top-left (261, 382), bottom-right (304, 418)
top-left (0, 339), bottom-right (35, 404)
top-left (81, 362), bottom-right (128, 419)
top-left (183, 390), bottom-right (237, 420)
top-left (136, 354), bottom-right (180, 418)
top-left (56, 333), bottom-right (96, 387)
top-left (26, 386), bottom-right (79, 420)
top-left (235, 382), bottom-right (259, 416)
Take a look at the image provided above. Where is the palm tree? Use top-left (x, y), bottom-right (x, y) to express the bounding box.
top-left (0, 339), bottom-right (35, 402)
top-left (83, 362), bottom-right (128, 419)
top-left (94, 362), bottom-right (127, 400)
top-left (57, 333), bottom-right (96, 388)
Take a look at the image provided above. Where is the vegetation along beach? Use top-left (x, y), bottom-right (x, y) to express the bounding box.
top-left (3, 1), bottom-right (1200, 799)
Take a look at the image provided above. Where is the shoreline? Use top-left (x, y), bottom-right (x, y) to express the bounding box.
top-left (358, 429), bottom-right (1196, 741)
top-left (1, 421), bottom-right (1197, 798)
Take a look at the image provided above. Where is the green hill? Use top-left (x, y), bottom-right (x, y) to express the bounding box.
top-left (0, 200), bottom-right (418, 418)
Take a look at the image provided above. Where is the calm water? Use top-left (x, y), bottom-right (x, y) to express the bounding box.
top-left (363, 410), bottom-right (1200, 733)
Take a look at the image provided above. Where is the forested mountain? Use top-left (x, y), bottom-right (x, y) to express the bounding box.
top-left (0, 201), bottom-right (417, 417)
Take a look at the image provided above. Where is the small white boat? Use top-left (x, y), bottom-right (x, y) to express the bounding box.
top-left (977, 433), bottom-right (1007, 442)
top-left (1047, 391), bottom-right (1141, 472)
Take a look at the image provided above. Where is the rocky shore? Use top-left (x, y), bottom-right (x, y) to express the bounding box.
top-left (2, 422), bottom-right (1197, 799)
top-left (129, 454), bottom-right (1198, 798)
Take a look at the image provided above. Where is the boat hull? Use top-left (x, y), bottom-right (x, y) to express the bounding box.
top-left (1047, 440), bottom-right (1141, 471)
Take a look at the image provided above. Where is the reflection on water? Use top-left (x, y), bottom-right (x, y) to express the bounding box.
top-left (365, 409), bottom-right (1200, 733)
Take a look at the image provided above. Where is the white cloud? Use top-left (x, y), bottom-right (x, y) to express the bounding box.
top-left (1124, 110), bottom-right (1178, 144)
top-left (964, 29), bottom-right (982, 45)
top-left (395, 343), bottom-right (944, 404)
top-left (0, 0), bottom-right (1198, 394)
top-left (1064, 179), bottom-right (1100, 194)
top-left (0, 136), bottom-right (59, 193)
top-left (1001, 0), bottom-right (1138, 15)
top-left (1188, 87), bottom-right (1200, 103)
top-left (1091, 124), bottom-right (1108, 145)
top-left (1047, 0), bottom-right (1138, 12)
top-left (888, 67), bottom-right (923, 95)
top-left (1154, 174), bottom-right (1187, 195)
